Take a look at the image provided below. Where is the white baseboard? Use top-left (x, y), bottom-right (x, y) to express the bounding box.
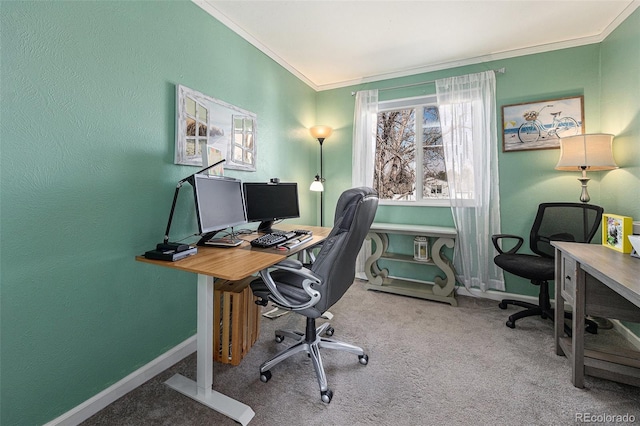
top-left (43, 287), bottom-right (640, 426)
top-left (44, 335), bottom-right (196, 426)
top-left (455, 286), bottom-right (539, 304)
top-left (456, 286), bottom-right (640, 349)
top-left (611, 320), bottom-right (640, 350)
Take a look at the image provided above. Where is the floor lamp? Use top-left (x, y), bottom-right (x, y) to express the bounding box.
top-left (309, 125), bottom-right (332, 227)
top-left (555, 133), bottom-right (617, 203)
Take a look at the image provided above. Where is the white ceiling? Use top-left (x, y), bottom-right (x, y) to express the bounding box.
top-left (196, 0), bottom-right (639, 91)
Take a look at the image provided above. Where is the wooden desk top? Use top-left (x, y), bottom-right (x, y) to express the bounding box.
top-left (553, 241), bottom-right (640, 308)
top-left (135, 224), bottom-right (330, 281)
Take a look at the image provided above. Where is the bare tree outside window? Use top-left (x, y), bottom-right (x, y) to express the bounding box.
top-left (375, 109), bottom-right (416, 200)
top-left (375, 98), bottom-right (448, 203)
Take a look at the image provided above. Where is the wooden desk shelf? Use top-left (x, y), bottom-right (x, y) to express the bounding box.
top-left (364, 223), bottom-right (458, 306)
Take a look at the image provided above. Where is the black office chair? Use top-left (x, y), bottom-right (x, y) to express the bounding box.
top-left (492, 202), bottom-right (603, 331)
top-left (250, 187), bottom-right (378, 403)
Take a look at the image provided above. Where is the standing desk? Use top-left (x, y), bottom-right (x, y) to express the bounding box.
top-left (553, 241), bottom-right (640, 388)
top-left (135, 224), bottom-right (329, 425)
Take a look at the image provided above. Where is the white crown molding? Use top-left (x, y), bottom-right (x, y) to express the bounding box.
top-left (194, 0), bottom-right (640, 92)
top-left (193, 0), bottom-right (318, 90)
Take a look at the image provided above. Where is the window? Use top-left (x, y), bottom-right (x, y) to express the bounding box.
top-left (375, 95), bottom-right (448, 205)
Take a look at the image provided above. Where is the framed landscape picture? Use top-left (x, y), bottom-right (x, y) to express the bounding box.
top-left (501, 95), bottom-right (584, 152)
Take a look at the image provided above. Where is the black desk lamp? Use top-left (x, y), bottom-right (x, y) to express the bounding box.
top-left (159, 159), bottom-right (226, 252)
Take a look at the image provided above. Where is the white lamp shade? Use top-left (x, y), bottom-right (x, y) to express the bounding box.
top-left (309, 125), bottom-right (333, 140)
top-left (556, 133), bottom-right (618, 171)
top-left (310, 179), bottom-right (324, 192)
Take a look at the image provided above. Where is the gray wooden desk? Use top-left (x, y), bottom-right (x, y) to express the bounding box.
top-left (553, 241), bottom-right (640, 388)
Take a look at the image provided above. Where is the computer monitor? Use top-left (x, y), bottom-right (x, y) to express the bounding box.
top-left (193, 174), bottom-right (247, 244)
top-left (243, 182), bottom-right (300, 233)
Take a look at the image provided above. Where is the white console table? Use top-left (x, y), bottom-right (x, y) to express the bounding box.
top-left (364, 223), bottom-right (458, 306)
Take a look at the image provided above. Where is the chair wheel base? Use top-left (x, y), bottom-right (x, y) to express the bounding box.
top-left (321, 389), bottom-right (333, 403)
top-left (260, 370), bottom-right (272, 383)
top-left (506, 320), bottom-right (515, 329)
top-left (358, 354), bottom-right (369, 365)
top-left (499, 302), bottom-right (508, 310)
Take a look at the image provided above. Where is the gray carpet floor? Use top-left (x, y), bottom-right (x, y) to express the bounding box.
top-left (82, 281), bottom-right (640, 425)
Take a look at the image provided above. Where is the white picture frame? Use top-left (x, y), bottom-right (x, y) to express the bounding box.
top-left (501, 95), bottom-right (584, 152)
top-left (175, 85), bottom-right (257, 171)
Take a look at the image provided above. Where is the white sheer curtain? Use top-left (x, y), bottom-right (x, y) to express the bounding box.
top-left (352, 89), bottom-right (378, 277)
top-left (435, 71), bottom-right (504, 291)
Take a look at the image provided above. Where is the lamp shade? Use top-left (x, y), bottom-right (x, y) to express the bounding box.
top-left (556, 133), bottom-right (617, 171)
top-left (309, 125), bottom-right (333, 141)
top-left (310, 175), bottom-right (324, 192)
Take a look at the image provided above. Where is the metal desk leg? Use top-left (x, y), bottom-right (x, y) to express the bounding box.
top-left (165, 274), bottom-right (255, 425)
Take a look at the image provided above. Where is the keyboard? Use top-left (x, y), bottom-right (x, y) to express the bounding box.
top-left (250, 231), bottom-right (297, 248)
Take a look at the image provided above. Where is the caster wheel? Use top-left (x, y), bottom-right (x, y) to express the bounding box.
top-left (325, 326), bottom-right (334, 337)
top-left (506, 320), bottom-right (515, 329)
top-left (260, 370), bottom-right (272, 383)
top-left (275, 334), bottom-right (284, 343)
top-left (498, 302), bottom-right (507, 310)
top-left (321, 389), bottom-right (333, 403)
top-left (358, 354), bottom-right (369, 365)
top-left (586, 323), bottom-right (598, 334)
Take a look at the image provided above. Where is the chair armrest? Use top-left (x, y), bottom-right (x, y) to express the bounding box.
top-left (275, 259), bottom-right (304, 269)
top-left (257, 262), bottom-right (322, 310)
top-left (492, 234), bottom-right (524, 255)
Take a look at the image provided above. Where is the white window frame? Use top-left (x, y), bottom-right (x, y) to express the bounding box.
top-left (377, 95), bottom-right (450, 207)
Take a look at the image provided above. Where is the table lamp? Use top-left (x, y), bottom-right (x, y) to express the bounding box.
top-left (555, 133), bottom-right (617, 203)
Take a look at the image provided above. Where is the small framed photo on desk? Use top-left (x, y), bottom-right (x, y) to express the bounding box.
top-left (628, 235), bottom-right (640, 259)
top-left (602, 213), bottom-right (633, 253)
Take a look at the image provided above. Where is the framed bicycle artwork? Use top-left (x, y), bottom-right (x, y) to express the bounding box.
top-left (501, 95), bottom-right (584, 152)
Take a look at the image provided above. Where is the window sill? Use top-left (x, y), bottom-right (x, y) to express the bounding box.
top-left (379, 199), bottom-right (451, 208)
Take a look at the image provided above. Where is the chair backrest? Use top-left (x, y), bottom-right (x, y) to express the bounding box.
top-left (530, 202), bottom-right (603, 258)
top-left (310, 187), bottom-right (378, 312)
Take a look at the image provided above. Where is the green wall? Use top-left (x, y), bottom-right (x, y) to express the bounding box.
top-left (2, 2), bottom-right (639, 424)
top-left (0, 2), bottom-right (316, 424)
top-left (600, 8), bottom-right (640, 220)
top-left (600, 8), bottom-right (640, 334)
top-left (317, 44), bottom-right (606, 297)
top-left (316, 5), bottom-right (638, 322)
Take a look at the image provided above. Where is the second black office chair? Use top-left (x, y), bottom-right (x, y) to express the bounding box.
top-left (492, 202), bottom-right (603, 331)
top-left (250, 187), bottom-right (378, 403)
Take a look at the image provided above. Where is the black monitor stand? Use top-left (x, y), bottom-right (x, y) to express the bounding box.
top-left (257, 220), bottom-right (275, 234)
